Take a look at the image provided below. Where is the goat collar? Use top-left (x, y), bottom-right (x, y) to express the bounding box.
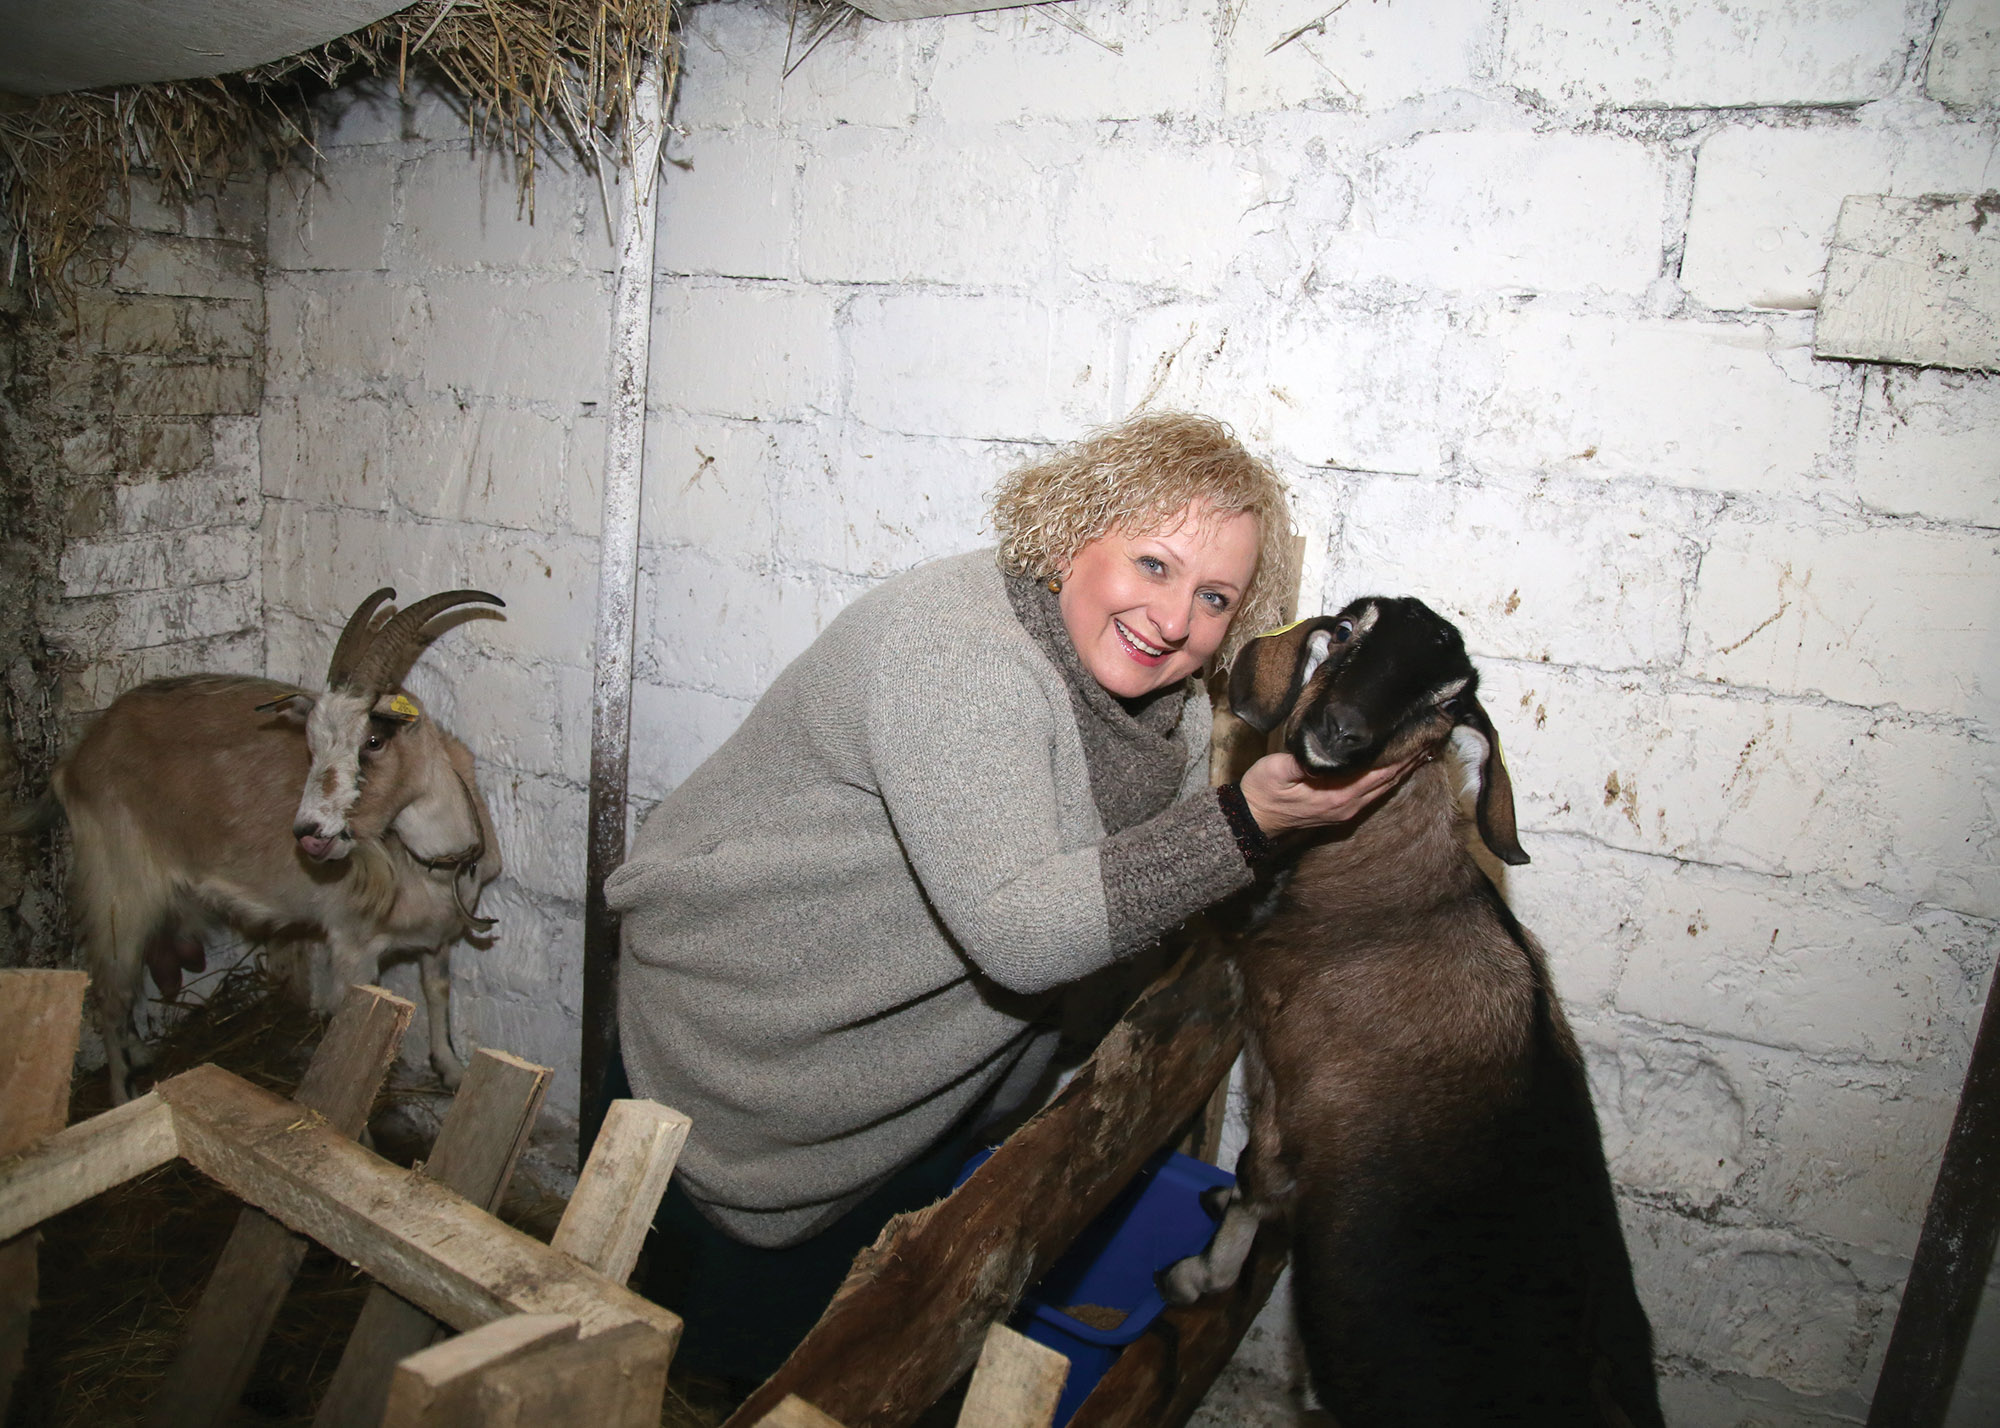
top-left (399, 761), bottom-right (495, 933)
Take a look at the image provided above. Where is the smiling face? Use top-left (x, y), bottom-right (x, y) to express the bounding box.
top-left (1058, 501), bottom-right (1261, 699)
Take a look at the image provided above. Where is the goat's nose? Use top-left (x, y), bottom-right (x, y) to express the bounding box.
top-left (1318, 704), bottom-right (1372, 753)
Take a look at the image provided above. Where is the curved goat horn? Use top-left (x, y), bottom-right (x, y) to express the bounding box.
top-left (343, 589), bottom-right (506, 695)
top-left (326, 588), bottom-right (397, 688)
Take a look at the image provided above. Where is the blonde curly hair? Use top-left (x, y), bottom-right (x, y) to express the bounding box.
top-left (991, 411), bottom-right (1297, 666)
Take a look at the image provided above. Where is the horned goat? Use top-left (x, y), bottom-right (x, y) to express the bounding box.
top-left (35, 588), bottom-right (504, 1105)
top-left (1164, 596), bottom-right (1663, 1428)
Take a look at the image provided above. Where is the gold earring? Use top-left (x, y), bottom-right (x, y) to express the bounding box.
top-left (1047, 576), bottom-right (1062, 594)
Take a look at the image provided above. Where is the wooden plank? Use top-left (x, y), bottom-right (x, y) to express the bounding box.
top-left (724, 944), bottom-right (1243, 1428)
top-left (292, 984), bottom-right (418, 1137)
top-left (1063, 1221), bottom-right (1290, 1428)
top-left (752, 1395), bottom-right (848, 1428)
top-left (0, 1092), bottom-right (180, 1242)
top-left (956, 1324), bottom-right (1068, 1428)
top-left (1867, 960), bottom-right (2000, 1427)
top-left (382, 1314), bottom-right (578, 1428)
top-left (1815, 192), bottom-right (2000, 373)
top-left (314, 1050), bottom-right (553, 1428)
top-left (146, 983), bottom-right (413, 1428)
top-left (0, 970), bottom-right (87, 1157)
top-left (550, 1097), bottom-right (689, 1281)
top-left (473, 1320), bottom-right (671, 1428)
top-left (0, 969), bottom-right (87, 1423)
top-left (1177, 1066), bottom-right (1230, 1168)
top-left (153, 1064), bottom-right (681, 1343)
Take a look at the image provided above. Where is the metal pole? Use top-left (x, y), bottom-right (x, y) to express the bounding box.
top-left (580, 51), bottom-right (668, 1164)
top-left (1867, 961), bottom-right (2000, 1427)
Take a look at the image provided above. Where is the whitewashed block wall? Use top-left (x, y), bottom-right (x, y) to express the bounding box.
top-left (47, 177), bottom-right (268, 716)
top-left (259, 0), bottom-right (1999, 1421)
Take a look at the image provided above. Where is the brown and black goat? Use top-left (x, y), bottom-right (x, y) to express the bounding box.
top-left (32, 589), bottom-right (504, 1104)
top-left (1164, 596), bottom-right (1662, 1428)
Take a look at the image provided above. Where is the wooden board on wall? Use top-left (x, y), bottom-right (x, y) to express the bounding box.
top-left (1815, 192), bottom-right (2000, 373)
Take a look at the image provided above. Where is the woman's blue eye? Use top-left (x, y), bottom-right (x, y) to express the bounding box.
top-left (1137, 556), bottom-right (1166, 574)
top-left (1200, 590), bottom-right (1231, 610)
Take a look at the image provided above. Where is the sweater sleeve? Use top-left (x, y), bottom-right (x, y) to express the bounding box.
top-left (1097, 792), bottom-right (1256, 956)
top-left (864, 629), bottom-right (1119, 997)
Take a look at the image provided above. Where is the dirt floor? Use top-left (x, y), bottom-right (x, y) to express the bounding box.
top-left (6, 965), bottom-right (742, 1428)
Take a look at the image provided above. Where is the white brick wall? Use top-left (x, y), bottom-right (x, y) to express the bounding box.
top-left (1502, 0), bottom-right (1913, 109)
top-left (255, 0), bottom-right (2000, 1420)
top-left (47, 176), bottom-right (268, 719)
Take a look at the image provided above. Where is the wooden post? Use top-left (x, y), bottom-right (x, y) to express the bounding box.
top-left (956, 1324), bottom-right (1068, 1428)
top-left (152, 1063), bottom-right (680, 1342)
top-left (551, 1098), bottom-right (689, 1281)
top-left (0, 969), bottom-right (87, 1422)
top-left (1063, 1220), bottom-right (1290, 1428)
top-left (580, 47), bottom-right (672, 1165)
top-left (461, 1320), bottom-right (671, 1428)
top-left (1868, 963), bottom-right (2000, 1427)
top-left (313, 1050), bottom-right (552, 1428)
top-left (724, 944), bottom-right (1242, 1428)
top-left (381, 1314), bottom-right (579, 1428)
top-left (144, 983), bottom-right (413, 1428)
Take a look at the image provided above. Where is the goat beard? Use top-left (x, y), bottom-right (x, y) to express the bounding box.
top-left (347, 839), bottom-right (403, 926)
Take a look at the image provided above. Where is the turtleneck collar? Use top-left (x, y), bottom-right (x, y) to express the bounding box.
top-left (1004, 572), bottom-right (1191, 835)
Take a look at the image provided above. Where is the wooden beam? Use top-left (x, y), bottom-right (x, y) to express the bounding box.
top-left (551, 1097), bottom-right (689, 1281)
top-left (1063, 1220), bottom-right (1290, 1428)
top-left (724, 944), bottom-right (1242, 1428)
top-left (0, 1091), bottom-right (179, 1242)
top-left (1868, 960), bottom-right (2000, 1427)
top-left (0, 969), bottom-right (87, 1423)
top-left (153, 1063), bottom-right (680, 1344)
top-left (956, 1324), bottom-right (1068, 1428)
top-left (382, 1314), bottom-right (579, 1428)
top-left (146, 983), bottom-right (414, 1428)
top-left (314, 1049), bottom-right (552, 1428)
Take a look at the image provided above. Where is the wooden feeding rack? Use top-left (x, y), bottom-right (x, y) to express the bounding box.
top-left (0, 972), bottom-right (687, 1428)
top-left (1, 938), bottom-right (1281, 1428)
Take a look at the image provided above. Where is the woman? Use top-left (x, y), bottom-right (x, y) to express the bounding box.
top-left (607, 412), bottom-right (1406, 1381)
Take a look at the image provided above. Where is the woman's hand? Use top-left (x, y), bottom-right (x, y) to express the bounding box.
top-left (1238, 750), bottom-right (1421, 835)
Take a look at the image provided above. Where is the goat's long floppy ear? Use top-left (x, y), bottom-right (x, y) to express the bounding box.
top-left (1228, 617), bottom-right (1337, 733)
top-left (1459, 697), bottom-right (1528, 866)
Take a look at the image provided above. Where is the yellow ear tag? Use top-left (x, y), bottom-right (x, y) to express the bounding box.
top-left (1252, 616), bottom-right (1312, 640)
top-left (386, 694), bottom-right (421, 721)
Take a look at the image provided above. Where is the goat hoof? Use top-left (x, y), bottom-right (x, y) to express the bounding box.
top-left (1158, 1257), bottom-right (1207, 1307)
top-left (431, 1052), bottom-right (464, 1091)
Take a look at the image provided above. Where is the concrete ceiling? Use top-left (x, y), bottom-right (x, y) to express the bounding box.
top-left (0, 0), bottom-right (410, 96)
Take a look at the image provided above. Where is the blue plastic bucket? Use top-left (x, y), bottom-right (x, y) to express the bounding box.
top-left (956, 1147), bottom-right (1233, 1426)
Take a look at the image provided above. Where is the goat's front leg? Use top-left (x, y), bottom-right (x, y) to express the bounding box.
top-left (1162, 1042), bottom-right (1295, 1304)
top-left (419, 946), bottom-right (463, 1090)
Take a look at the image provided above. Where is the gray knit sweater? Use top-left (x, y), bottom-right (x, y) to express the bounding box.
top-left (609, 550), bottom-right (1253, 1247)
